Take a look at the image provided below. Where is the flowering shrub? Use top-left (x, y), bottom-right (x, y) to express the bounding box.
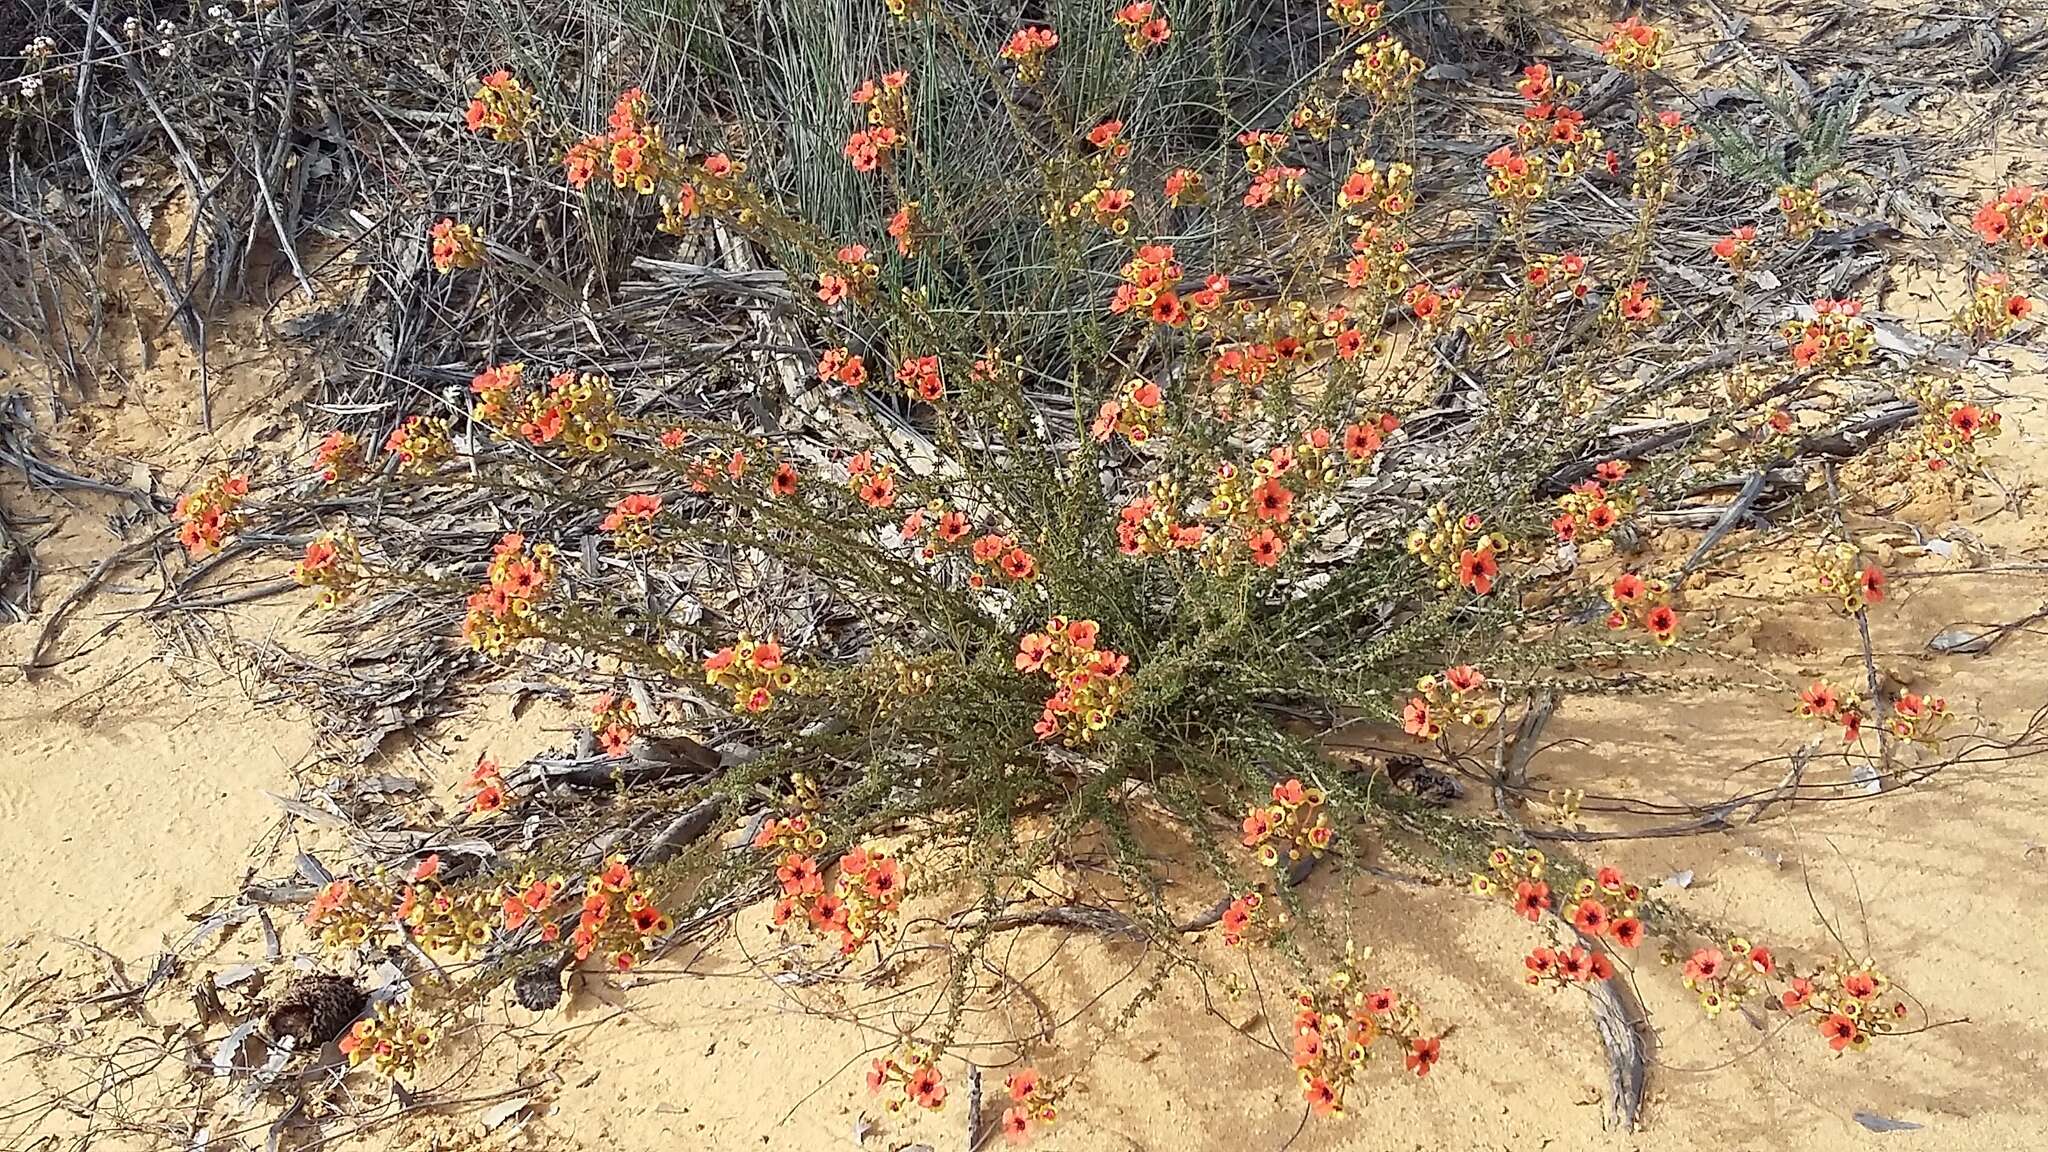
top-left (157, 3), bottom-right (2033, 1135)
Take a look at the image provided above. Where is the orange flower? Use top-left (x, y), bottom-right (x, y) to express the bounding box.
top-left (1513, 879), bottom-right (1550, 921)
top-left (1402, 696), bottom-right (1439, 739)
top-left (1781, 977), bottom-right (1814, 1011)
top-left (1682, 947), bottom-right (1724, 988)
top-left (776, 853), bottom-right (823, 895)
top-left (1644, 604), bottom-right (1679, 645)
top-left (1610, 916), bottom-right (1643, 948)
top-left (1404, 1036), bottom-right (1441, 1077)
top-left (1571, 898), bottom-right (1609, 936)
top-left (1250, 478), bottom-right (1294, 523)
top-left (471, 781), bottom-right (506, 814)
top-left (864, 856), bottom-right (903, 904)
top-left (1457, 544), bottom-right (1498, 595)
top-left (1246, 527), bottom-right (1284, 568)
top-left (1000, 547), bottom-right (1039, 581)
top-left (1819, 1012), bottom-right (1860, 1052)
top-left (907, 1064), bottom-right (946, 1109)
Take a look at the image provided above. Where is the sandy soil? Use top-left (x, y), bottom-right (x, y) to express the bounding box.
top-left (4, 9), bottom-right (2047, 1152)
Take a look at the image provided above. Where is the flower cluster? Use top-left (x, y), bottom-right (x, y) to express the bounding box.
top-left (817, 346), bottom-right (869, 388)
top-left (1712, 225), bottom-right (1758, 269)
top-left (1600, 15), bottom-right (1666, 73)
top-left (867, 1044), bottom-right (947, 1111)
top-left (1342, 33), bottom-right (1422, 108)
top-left (1407, 504), bottom-right (1500, 596)
top-left (463, 70), bottom-right (532, 141)
top-left (313, 429), bottom-right (365, 485)
top-left (1471, 847), bottom-right (1550, 915)
top-left (1785, 298), bottom-right (1875, 371)
top-left (1953, 273), bottom-right (2032, 341)
top-left (777, 845), bottom-right (906, 955)
top-left (1239, 778), bottom-right (1335, 868)
top-left (497, 870), bottom-right (566, 936)
top-left (1776, 181), bottom-right (1833, 237)
top-left (1199, 429), bottom-right (1362, 570)
top-left (1971, 185), bottom-right (2048, 252)
top-left (1680, 939), bottom-right (1780, 1019)
top-left (467, 756), bottom-right (510, 815)
top-left (566, 87), bottom-right (670, 194)
top-left (1495, 857), bottom-right (1647, 989)
top-left (1796, 680), bottom-right (1868, 743)
top-left (1603, 571), bottom-right (1680, 645)
top-left (957, 529), bottom-right (1035, 586)
top-left (1289, 946), bottom-right (1439, 1118)
top-left (816, 243), bottom-right (878, 308)
top-left (1000, 1067), bottom-right (1062, 1145)
top-left (702, 635), bottom-right (796, 712)
top-left (462, 532), bottom-right (558, 655)
top-left (1112, 2), bottom-right (1170, 52)
top-left (384, 414), bottom-right (454, 474)
top-left (1807, 535), bottom-right (1886, 613)
top-left (570, 854), bottom-right (672, 972)
top-left (1779, 959), bottom-right (1910, 1052)
top-left (1552, 460), bottom-right (1632, 542)
top-left (591, 692), bottom-right (641, 756)
top-left (1243, 161), bottom-right (1307, 209)
top-left (1483, 143), bottom-right (1550, 205)
top-left (1109, 243), bottom-right (1188, 325)
top-left (886, 200), bottom-right (924, 255)
top-left (1015, 617), bottom-right (1131, 744)
top-left (476, 364), bottom-right (621, 454)
top-left (893, 354), bottom-right (944, 403)
top-left (173, 471), bottom-right (249, 558)
top-left (845, 72), bottom-right (909, 172)
top-left (1162, 166), bottom-right (1205, 205)
top-left (1090, 377), bottom-right (1164, 444)
top-left (999, 25), bottom-right (1059, 83)
top-left (843, 451), bottom-right (898, 509)
top-left (1401, 664), bottom-right (1499, 741)
top-left (428, 218), bottom-right (483, 273)
top-left (293, 530), bottom-right (367, 608)
top-left (1115, 480), bottom-right (1207, 557)
top-left (1051, 121), bottom-right (1136, 234)
top-left (1628, 109), bottom-right (1694, 201)
top-left (1613, 279), bottom-right (1662, 328)
top-left (601, 493), bottom-right (662, 551)
top-left (1510, 64), bottom-right (1607, 181)
top-left (400, 859), bottom-right (500, 961)
top-left (1219, 891), bottom-right (1270, 946)
top-left (339, 1002), bottom-right (434, 1080)
top-left (1884, 690), bottom-right (1953, 743)
top-left (304, 876), bottom-right (398, 951)
top-left (1898, 377), bottom-right (2003, 478)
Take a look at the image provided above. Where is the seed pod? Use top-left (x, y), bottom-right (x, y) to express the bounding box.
top-left (264, 973), bottom-right (367, 1047)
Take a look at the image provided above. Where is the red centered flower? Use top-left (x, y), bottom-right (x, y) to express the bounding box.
top-left (1781, 977), bottom-right (1814, 1011)
top-left (1610, 916), bottom-right (1644, 948)
top-left (1246, 528), bottom-right (1284, 568)
top-left (1458, 545), bottom-right (1499, 595)
top-left (1572, 898), bottom-right (1610, 936)
top-left (1404, 1036), bottom-right (1441, 1077)
top-left (1819, 1012), bottom-right (1860, 1052)
top-left (1513, 879), bottom-right (1551, 922)
top-left (908, 1064), bottom-right (946, 1109)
